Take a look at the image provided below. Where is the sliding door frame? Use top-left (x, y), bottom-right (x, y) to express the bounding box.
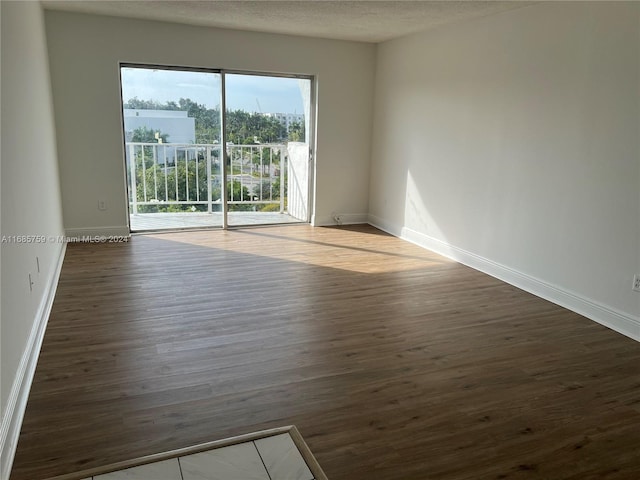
top-left (119, 63), bottom-right (315, 230)
top-left (220, 72), bottom-right (228, 228)
top-left (222, 69), bottom-right (315, 226)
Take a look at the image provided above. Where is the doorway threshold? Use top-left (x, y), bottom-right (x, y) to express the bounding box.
top-left (130, 211), bottom-right (303, 232)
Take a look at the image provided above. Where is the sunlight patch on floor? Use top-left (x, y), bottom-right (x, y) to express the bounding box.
top-left (145, 225), bottom-right (453, 275)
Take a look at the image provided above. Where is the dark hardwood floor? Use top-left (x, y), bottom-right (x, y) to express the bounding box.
top-left (10, 224), bottom-right (640, 480)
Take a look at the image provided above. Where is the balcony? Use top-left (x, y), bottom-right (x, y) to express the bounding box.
top-left (126, 142), bottom-right (309, 231)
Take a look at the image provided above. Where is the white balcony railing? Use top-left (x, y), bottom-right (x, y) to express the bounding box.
top-left (126, 143), bottom-right (287, 215)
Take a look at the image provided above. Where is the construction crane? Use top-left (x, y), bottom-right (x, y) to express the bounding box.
top-left (255, 98), bottom-right (262, 114)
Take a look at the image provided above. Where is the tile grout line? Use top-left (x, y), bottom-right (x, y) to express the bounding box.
top-left (252, 440), bottom-right (273, 480)
top-left (177, 457), bottom-right (185, 480)
top-left (36, 426), bottom-right (302, 480)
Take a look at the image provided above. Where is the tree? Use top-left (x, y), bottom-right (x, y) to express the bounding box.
top-left (125, 97), bottom-right (293, 144)
top-left (131, 126), bottom-right (169, 143)
top-left (125, 98), bottom-right (294, 212)
top-left (124, 97), bottom-right (167, 110)
top-left (227, 180), bottom-right (252, 211)
top-left (288, 121), bottom-right (305, 142)
top-left (125, 97), bottom-right (221, 143)
top-left (131, 153), bottom-right (261, 214)
top-left (134, 157), bottom-right (210, 213)
top-left (226, 110), bottom-right (285, 144)
top-left (178, 98), bottom-right (221, 143)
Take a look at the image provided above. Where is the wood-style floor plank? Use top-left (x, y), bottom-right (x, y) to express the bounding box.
top-left (10, 224), bottom-right (640, 480)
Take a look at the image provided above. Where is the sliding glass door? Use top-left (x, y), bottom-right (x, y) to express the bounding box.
top-left (225, 73), bottom-right (311, 227)
top-left (120, 65), bottom-right (312, 232)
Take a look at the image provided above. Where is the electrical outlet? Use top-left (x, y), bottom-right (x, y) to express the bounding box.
top-left (633, 274), bottom-right (640, 293)
top-left (98, 199), bottom-right (107, 211)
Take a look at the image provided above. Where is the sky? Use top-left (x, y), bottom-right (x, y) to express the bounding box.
top-left (121, 67), bottom-right (306, 114)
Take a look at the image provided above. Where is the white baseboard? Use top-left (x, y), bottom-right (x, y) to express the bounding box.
top-left (368, 215), bottom-right (640, 342)
top-left (65, 225), bottom-right (130, 239)
top-left (0, 243), bottom-right (67, 480)
top-left (367, 214), bottom-right (402, 237)
top-left (314, 213), bottom-right (369, 227)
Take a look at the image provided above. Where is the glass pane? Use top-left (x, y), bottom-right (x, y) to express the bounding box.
top-left (225, 74), bottom-right (311, 226)
top-left (120, 67), bottom-right (223, 231)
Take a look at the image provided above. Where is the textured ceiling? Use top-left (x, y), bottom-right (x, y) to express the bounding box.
top-left (41, 1), bottom-right (534, 43)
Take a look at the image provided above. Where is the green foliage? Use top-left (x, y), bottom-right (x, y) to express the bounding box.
top-left (257, 203), bottom-right (281, 212)
top-left (256, 176), bottom-right (284, 202)
top-left (178, 98), bottom-right (220, 143)
top-left (227, 180), bottom-right (253, 212)
top-left (253, 167), bottom-right (286, 212)
top-left (228, 146), bottom-right (281, 175)
top-left (288, 121), bottom-right (305, 142)
top-left (131, 126), bottom-right (169, 143)
top-left (124, 98), bottom-right (167, 110)
top-left (125, 97), bottom-right (296, 213)
top-left (133, 154), bottom-right (209, 213)
top-left (131, 152), bottom-right (259, 213)
top-left (124, 97), bottom-right (291, 144)
top-left (225, 110), bottom-right (287, 144)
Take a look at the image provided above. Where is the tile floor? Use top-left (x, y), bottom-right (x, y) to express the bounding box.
top-left (81, 433), bottom-right (316, 480)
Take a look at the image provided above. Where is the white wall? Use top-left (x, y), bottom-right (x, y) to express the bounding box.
top-left (44, 11), bottom-right (376, 233)
top-left (1, 2), bottom-right (65, 476)
top-left (370, 2), bottom-right (640, 339)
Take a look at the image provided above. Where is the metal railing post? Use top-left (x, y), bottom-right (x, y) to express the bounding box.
top-left (141, 145), bottom-right (147, 203)
top-left (152, 145), bottom-right (158, 202)
top-left (280, 146), bottom-right (285, 214)
top-left (129, 144), bottom-right (138, 214)
top-left (207, 146), bottom-right (212, 213)
top-left (125, 142), bottom-right (290, 217)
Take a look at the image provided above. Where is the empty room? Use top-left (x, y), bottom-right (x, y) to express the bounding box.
top-left (1, 1), bottom-right (639, 480)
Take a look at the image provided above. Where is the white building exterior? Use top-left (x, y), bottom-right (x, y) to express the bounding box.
top-left (263, 112), bottom-right (305, 133)
top-left (123, 109), bottom-right (198, 166)
top-left (123, 109), bottom-right (195, 144)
